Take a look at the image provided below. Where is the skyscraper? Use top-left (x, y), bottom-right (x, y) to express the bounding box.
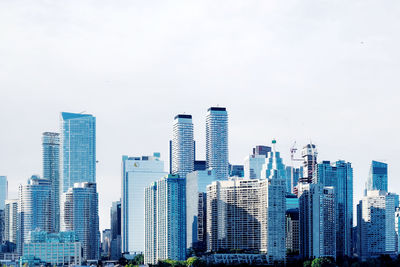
top-left (252, 145), bottom-right (271, 157)
top-left (244, 155), bottom-right (267, 179)
top-left (298, 183), bottom-right (336, 259)
top-left (61, 182), bottom-right (100, 261)
top-left (42, 132), bottom-right (60, 232)
top-left (285, 166), bottom-right (303, 194)
top-left (314, 160), bottom-right (353, 258)
top-left (5, 199), bottom-right (18, 244)
top-left (300, 143), bottom-right (317, 183)
top-left (18, 176), bottom-right (52, 252)
top-left (206, 107), bottom-right (228, 180)
top-left (366, 161), bottom-right (388, 192)
top-left (357, 190), bottom-right (396, 260)
top-left (186, 169), bottom-right (216, 249)
top-left (395, 208), bottom-right (400, 254)
top-left (261, 140), bottom-right (286, 180)
top-left (144, 174), bottom-right (186, 265)
top-left (0, 176), bottom-right (8, 210)
top-left (207, 178), bottom-right (286, 263)
top-left (60, 112), bottom-right (96, 193)
top-left (172, 114), bottom-right (194, 179)
top-left (110, 200), bottom-right (121, 260)
top-left (121, 154), bottom-right (166, 254)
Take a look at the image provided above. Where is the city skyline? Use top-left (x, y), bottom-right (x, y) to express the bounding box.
top-left (1, 1), bottom-right (400, 235)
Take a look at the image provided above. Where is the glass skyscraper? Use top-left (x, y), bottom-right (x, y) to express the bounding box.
top-left (0, 176), bottom-right (8, 210)
top-left (172, 114), bottom-right (194, 179)
top-left (61, 182), bottom-right (99, 261)
top-left (261, 140), bottom-right (287, 180)
top-left (110, 200), bottom-right (121, 260)
top-left (366, 160), bottom-right (388, 192)
top-left (60, 112), bottom-right (96, 193)
top-left (121, 154), bottom-right (166, 254)
top-left (314, 160), bottom-right (353, 258)
top-left (144, 174), bottom-right (186, 265)
top-left (42, 132), bottom-right (60, 232)
top-left (18, 176), bottom-right (52, 253)
top-left (206, 107), bottom-right (229, 180)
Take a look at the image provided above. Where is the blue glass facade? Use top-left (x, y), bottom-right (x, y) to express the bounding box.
top-left (367, 160), bottom-right (388, 192)
top-left (60, 112), bottom-right (96, 193)
top-left (42, 132), bottom-right (60, 232)
top-left (314, 160), bottom-right (353, 258)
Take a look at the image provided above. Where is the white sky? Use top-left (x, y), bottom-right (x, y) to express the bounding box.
top-left (1, 0), bottom-right (399, 231)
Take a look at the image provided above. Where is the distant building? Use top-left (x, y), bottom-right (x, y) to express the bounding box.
top-left (252, 145), bottom-right (271, 157)
top-left (314, 160), bottom-right (353, 258)
top-left (121, 154), bottom-right (166, 254)
top-left (244, 155), bottom-right (266, 179)
top-left (298, 183), bottom-right (336, 259)
top-left (22, 231), bottom-right (81, 266)
top-left (186, 169), bottom-right (216, 250)
top-left (207, 177), bottom-right (286, 263)
top-left (102, 229), bottom-right (111, 258)
top-left (42, 132), bottom-right (60, 232)
top-left (299, 144), bottom-right (317, 183)
top-left (206, 107), bottom-right (229, 180)
top-left (366, 161), bottom-right (388, 192)
top-left (286, 194), bottom-right (299, 210)
top-left (4, 199), bottom-right (17, 245)
top-left (172, 114), bottom-right (194, 179)
top-left (110, 200), bottom-right (121, 260)
top-left (261, 140), bottom-right (286, 180)
top-left (286, 208), bottom-right (300, 255)
top-left (357, 190), bottom-right (396, 260)
top-left (60, 112), bottom-right (96, 193)
top-left (285, 166), bottom-right (302, 194)
top-left (0, 176), bottom-right (8, 210)
top-left (144, 174), bottom-right (186, 265)
top-left (194, 160), bottom-right (207, 171)
top-left (395, 208), bottom-right (400, 254)
top-left (18, 176), bottom-right (52, 253)
top-left (61, 182), bottom-right (100, 261)
top-left (229, 164), bottom-right (244, 177)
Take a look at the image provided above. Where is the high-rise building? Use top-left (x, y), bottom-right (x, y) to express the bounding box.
top-left (207, 177), bottom-right (286, 263)
top-left (110, 200), bottom-right (121, 260)
top-left (299, 144), bottom-right (317, 183)
top-left (286, 208), bottom-right (300, 255)
top-left (357, 190), bottom-right (396, 260)
top-left (298, 183), bottom-right (336, 259)
top-left (186, 169), bottom-right (216, 250)
top-left (229, 164), bottom-right (244, 177)
top-left (42, 132), bottom-right (60, 232)
top-left (61, 182), bottom-right (100, 261)
top-left (0, 176), bottom-right (8, 210)
top-left (252, 145), bottom-right (271, 157)
top-left (206, 107), bottom-right (228, 180)
top-left (314, 160), bottom-right (353, 258)
top-left (172, 115), bottom-right (194, 179)
top-left (285, 166), bottom-right (303, 194)
top-left (366, 161), bottom-right (388, 192)
top-left (18, 176), bottom-right (52, 253)
top-left (395, 208), bottom-right (400, 254)
top-left (102, 229), bottom-right (111, 258)
top-left (5, 199), bottom-right (18, 244)
top-left (144, 174), bottom-right (186, 265)
top-left (60, 112), bottom-right (96, 194)
top-left (244, 155), bottom-right (267, 179)
top-left (261, 140), bottom-right (286, 180)
top-left (121, 154), bottom-right (166, 254)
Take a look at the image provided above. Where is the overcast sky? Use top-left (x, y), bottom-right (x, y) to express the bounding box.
top-left (1, 0), bottom-right (399, 230)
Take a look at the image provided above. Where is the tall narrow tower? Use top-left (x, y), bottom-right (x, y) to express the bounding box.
top-left (300, 143), bottom-right (317, 183)
top-left (42, 132), bottom-right (60, 232)
top-left (206, 107), bottom-right (228, 180)
top-left (172, 114), bottom-right (194, 179)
